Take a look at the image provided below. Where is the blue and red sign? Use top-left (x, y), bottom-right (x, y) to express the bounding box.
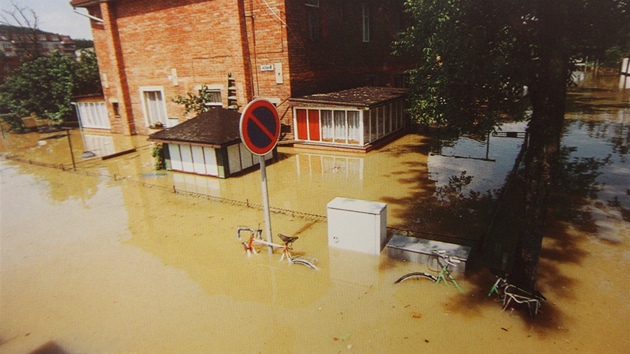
top-left (239, 99), bottom-right (280, 156)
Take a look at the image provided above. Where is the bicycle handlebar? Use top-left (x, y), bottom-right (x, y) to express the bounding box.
top-left (431, 249), bottom-right (464, 265)
top-left (236, 227), bottom-right (262, 242)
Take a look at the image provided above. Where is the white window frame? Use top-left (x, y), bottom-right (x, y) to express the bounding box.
top-left (139, 86), bottom-right (168, 127)
top-left (194, 84), bottom-right (223, 108)
top-left (294, 107), bottom-right (364, 146)
top-left (306, 6), bottom-right (320, 41)
top-left (75, 101), bottom-right (110, 129)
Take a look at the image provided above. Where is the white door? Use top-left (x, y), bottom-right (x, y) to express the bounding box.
top-left (228, 144), bottom-right (242, 174)
top-left (168, 144), bottom-right (183, 171)
top-left (203, 147), bottom-right (219, 176)
top-left (77, 102), bottom-right (110, 129)
top-left (180, 145), bottom-right (194, 173)
top-left (191, 146), bottom-right (207, 175)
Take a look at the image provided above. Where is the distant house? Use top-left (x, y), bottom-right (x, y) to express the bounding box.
top-left (70, 0), bottom-right (412, 150)
top-left (148, 108), bottom-right (273, 178)
top-left (0, 25), bottom-right (76, 60)
top-left (0, 25), bottom-right (77, 83)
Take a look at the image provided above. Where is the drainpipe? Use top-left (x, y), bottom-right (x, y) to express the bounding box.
top-left (72, 9), bottom-right (104, 23)
top-left (238, 0), bottom-right (256, 101)
top-left (101, 1), bottom-right (136, 135)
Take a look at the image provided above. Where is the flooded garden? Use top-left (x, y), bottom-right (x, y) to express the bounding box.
top-left (1, 74), bottom-right (628, 353)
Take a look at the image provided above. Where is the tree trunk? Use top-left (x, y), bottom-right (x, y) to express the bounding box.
top-left (509, 2), bottom-right (570, 291)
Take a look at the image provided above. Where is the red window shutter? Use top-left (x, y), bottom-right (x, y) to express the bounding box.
top-left (308, 110), bottom-right (320, 141)
top-left (296, 109), bottom-right (308, 140)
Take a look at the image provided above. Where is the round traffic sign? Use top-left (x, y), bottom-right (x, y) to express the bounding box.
top-left (239, 99), bottom-right (280, 155)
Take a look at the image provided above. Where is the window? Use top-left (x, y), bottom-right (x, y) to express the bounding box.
top-left (394, 73), bottom-right (410, 88)
top-left (334, 111), bottom-right (346, 142)
top-left (362, 3), bottom-right (370, 42)
top-left (76, 102), bottom-right (110, 129)
top-left (347, 111), bottom-right (360, 144)
top-left (307, 7), bottom-right (320, 41)
top-left (340, 0), bottom-right (348, 22)
top-left (140, 86), bottom-right (168, 126)
top-left (195, 84), bottom-right (222, 107)
top-left (321, 110), bottom-right (333, 142)
top-left (296, 108), bottom-right (362, 145)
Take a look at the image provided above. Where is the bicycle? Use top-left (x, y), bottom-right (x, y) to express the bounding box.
top-left (488, 276), bottom-right (546, 318)
top-left (394, 249), bottom-right (464, 292)
top-left (236, 227), bottom-right (318, 270)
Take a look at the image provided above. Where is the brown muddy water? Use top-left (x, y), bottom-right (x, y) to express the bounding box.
top-left (1, 77), bottom-right (629, 353)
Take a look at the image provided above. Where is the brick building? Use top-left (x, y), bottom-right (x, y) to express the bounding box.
top-left (0, 25), bottom-right (77, 59)
top-left (71, 0), bottom-right (412, 143)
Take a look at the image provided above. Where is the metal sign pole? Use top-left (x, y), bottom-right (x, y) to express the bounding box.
top-left (259, 155), bottom-right (273, 254)
top-left (239, 99), bottom-right (280, 256)
top-left (66, 129), bottom-right (76, 171)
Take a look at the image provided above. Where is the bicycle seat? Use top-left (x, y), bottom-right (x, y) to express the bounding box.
top-left (278, 234), bottom-right (299, 245)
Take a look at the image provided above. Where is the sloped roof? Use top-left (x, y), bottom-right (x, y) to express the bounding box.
top-left (290, 86), bottom-right (407, 107)
top-left (71, 0), bottom-right (102, 6)
top-left (148, 108), bottom-right (242, 147)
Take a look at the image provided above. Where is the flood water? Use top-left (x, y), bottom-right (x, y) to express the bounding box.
top-left (1, 74), bottom-right (629, 353)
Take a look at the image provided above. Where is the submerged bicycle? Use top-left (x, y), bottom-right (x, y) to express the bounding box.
top-left (488, 276), bottom-right (546, 318)
top-left (236, 227), bottom-right (318, 270)
top-left (394, 249), bottom-right (464, 292)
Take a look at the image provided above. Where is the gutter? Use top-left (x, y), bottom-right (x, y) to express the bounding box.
top-left (72, 9), bottom-right (104, 23)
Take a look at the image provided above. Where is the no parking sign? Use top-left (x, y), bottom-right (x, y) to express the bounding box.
top-left (239, 99), bottom-right (280, 251)
top-left (239, 99), bottom-right (280, 156)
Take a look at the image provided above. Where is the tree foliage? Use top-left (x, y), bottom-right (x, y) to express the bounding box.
top-left (396, 0), bottom-right (630, 291)
top-left (0, 51), bottom-right (102, 128)
top-left (74, 50), bottom-right (103, 97)
top-left (173, 85), bottom-right (221, 116)
top-left (396, 0), bottom-right (629, 134)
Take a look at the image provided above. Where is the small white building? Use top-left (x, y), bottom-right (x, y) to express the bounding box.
top-left (290, 87), bottom-right (408, 152)
top-left (148, 108), bottom-right (273, 178)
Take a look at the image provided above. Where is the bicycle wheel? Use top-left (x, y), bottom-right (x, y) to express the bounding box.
top-left (394, 272), bottom-right (437, 284)
top-left (290, 257), bottom-right (318, 270)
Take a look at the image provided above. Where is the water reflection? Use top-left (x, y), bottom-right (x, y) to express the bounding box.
top-left (2, 78), bottom-right (629, 353)
top-left (486, 74), bottom-right (630, 271)
top-left (82, 134), bottom-right (117, 157)
top-left (556, 86), bottom-right (630, 241)
top-left (428, 121), bottom-right (527, 197)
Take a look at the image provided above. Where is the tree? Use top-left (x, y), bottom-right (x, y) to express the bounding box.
top-left (0, 51), bottom-right (102, 128)
top-left (74, 49), bottom-right (103, 97)
top-left (173, 85), bottom-right (221, 116)
top-left (396, 0), bottom-right (629, 291)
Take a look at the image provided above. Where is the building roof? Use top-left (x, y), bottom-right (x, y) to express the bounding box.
top-left (290, 86), bottom-right (407, 108)
top-left (148, 108), bottom-right (242, 147)
top-left (71, 0), bottom-right (103, 6)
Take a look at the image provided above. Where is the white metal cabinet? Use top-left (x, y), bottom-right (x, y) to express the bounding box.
top-left (327, 197), bottom-right (387, 255)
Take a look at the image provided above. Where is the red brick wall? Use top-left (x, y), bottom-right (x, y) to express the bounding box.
top-left (82, 0), bottom-right (410, 136)
top-left (285, 0), bottom-right (411, 97)
top-left (243, 0), bottom-right (293, 126)
top-left (85, 0), bottom-right (254, 135)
